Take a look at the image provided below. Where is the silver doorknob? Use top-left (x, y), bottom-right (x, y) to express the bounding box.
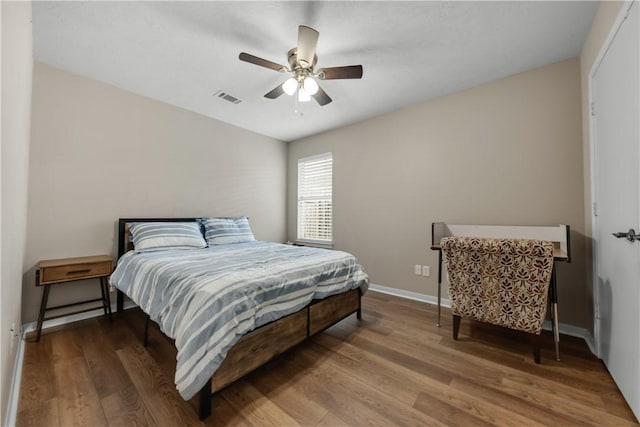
top-left (612, 229), bottom-right (640, 242)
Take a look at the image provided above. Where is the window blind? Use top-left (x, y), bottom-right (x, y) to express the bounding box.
top-left (297, 152), bottom-right (332, 243)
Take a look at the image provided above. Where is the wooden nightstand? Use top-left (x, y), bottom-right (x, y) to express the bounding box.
top-left (35, 255), bottom-right (113, 342)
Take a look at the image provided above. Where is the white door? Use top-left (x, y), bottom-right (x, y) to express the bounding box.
top-left (592, 1), bottom-right (640, 419)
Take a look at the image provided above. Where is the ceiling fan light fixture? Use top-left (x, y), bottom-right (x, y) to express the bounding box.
top-left (303, 77), bottom-right (319, 95)
top-left (282, 78), bottom-right (297, 96)
top-left (298, 87), bottom-right (311, 102)
top-left (240, 24), bottom-right (362, 107)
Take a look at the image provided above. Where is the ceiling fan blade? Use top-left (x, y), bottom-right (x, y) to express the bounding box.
top-left (264, 83), bottom-right (285, 99)
top-left (297, 25), bottom-right (319, 67)
top-left (317, 65), bottom-right (363, 80)
top-left (239, 52), bottom-right (287, 72)
top-left (312, 85), bottom-right (332, 106)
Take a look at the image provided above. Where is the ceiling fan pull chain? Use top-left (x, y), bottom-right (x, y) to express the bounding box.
top-left (294, 89), bottom-right (302, 116)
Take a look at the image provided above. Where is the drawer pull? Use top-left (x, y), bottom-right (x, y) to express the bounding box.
top-left (66, 269), bottom-right (92, 275)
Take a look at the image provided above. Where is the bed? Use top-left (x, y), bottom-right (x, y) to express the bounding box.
top-left (110, 217), bottom-right (368, 420)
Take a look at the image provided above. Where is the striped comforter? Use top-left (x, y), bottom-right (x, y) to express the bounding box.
top-left (109, 241), bottom-right (368, 400)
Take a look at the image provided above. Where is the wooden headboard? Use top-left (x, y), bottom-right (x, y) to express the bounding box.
top-left (117, 217), bottom-right (200, 259)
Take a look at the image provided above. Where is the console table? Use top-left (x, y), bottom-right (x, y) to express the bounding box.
top-left (430, 222), bottom-right (570, 361)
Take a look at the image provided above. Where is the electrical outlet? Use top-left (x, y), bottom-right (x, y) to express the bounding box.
top-left (422, 266), bottom-right (431, 277)
top-left (414, 264), bottom-right (422, 275)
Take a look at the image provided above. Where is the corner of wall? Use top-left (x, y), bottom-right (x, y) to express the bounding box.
top-left (1, 1), bottom-right (33, 424)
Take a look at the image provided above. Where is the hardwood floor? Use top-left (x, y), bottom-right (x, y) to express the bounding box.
top-left (16, 291), bottom-right (638, 426)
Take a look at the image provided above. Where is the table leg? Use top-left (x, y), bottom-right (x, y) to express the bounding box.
top-left (550, 264), bottom-right (560, 361)
top-left (36, 286), bottom-right (50, 342)
top-left (437, 250), bottom-right (442, 327)
top-left (552, 302), bottom-right (560, 361)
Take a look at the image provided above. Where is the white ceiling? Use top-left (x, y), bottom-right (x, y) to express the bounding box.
top-left (32, 1), bottom-right (598, 142)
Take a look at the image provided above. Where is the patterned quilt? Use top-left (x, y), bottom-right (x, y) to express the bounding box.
top-left (109, 241), bottom-right (368, 400)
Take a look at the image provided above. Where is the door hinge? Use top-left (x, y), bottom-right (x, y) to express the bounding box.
top-left (593, 202), bottom-right (598, 217)
top-left (591, 102), bottom-right (596, 116)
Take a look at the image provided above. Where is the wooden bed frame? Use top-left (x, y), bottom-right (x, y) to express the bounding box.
top-left (114, 218), bottom-right (363, 420)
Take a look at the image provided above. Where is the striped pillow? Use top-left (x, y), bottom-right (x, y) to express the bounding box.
top-left (129, 222), bottom-right (206, 251)
top-left (203, 216), bottom-right (255, 245)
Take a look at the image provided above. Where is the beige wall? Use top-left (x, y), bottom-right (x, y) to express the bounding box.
top-left (1, 1), bottom-right (33, 422)
top-left (23, 62), bottom-right (287, 323)
top-left (579, 1), bottom-right (625, 336)
top-left (288, 58), bottom-right (590, 329)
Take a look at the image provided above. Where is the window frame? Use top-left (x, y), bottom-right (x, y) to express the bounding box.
top-left (296, 152), bottom-right (333, 248)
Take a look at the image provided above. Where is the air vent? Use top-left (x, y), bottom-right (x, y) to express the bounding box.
top-left (214, 90), bottom-right (242, 105)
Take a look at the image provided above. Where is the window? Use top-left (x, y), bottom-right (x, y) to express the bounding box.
top-left (297, 152), bottom-right (332, 245)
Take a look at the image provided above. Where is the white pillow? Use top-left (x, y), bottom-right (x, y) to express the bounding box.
top-left (203, 216), bottom-right (255, 245)
top-left (129, 222), bottom-right (206, 251)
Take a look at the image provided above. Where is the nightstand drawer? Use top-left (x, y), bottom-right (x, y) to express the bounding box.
top-left (42, 262), bottom-right (111, 284)
top-left (39, 255), bottom-right (113, 285)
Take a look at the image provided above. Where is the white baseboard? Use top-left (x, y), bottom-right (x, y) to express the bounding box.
top-left (369, 283), bottom-right (451, 308)
top-left (541, 319), bottom-right (597, 355)
top-left (21, 300), bottom-right (136, 334)
top-left (368, 283), bottom-right (597, 356)
top-left (5, 300), bottom-right (136, 427)
top-left (4, 326), bottom-right (25, 427)
top-left (583, 330), bottom-right (597, 355)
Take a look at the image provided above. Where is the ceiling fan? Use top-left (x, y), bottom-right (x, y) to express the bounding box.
top-left (239, 25), bottom-right (363, 106)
